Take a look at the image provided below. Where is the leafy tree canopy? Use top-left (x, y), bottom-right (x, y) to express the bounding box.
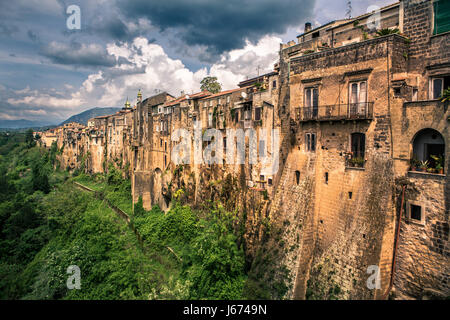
top-left (200, 76), bottom-right (222, 94)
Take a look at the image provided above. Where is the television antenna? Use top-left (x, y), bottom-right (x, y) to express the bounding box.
top-left (346, 1), bottom-right (352, 19)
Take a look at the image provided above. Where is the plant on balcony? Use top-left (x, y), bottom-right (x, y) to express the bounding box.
top-left (349, 157), bottom-right (365, 168)
top-left (376, 28), bottom-right (400, 37)
top-left (303, 49), bottom-right (315, 55)
top-left (431, 155), bottom-right (444, 174)
top-left (410, 158), bottom-right (420, 171)
top-left (441, 87), bottom-right (450, 102)
top-left (418, 160), bottom-right (429, 172)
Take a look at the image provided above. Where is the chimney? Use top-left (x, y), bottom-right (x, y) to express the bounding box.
top-left (305, 22), bottom-right (312, 33)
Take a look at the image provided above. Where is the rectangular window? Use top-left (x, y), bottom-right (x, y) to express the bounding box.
top-left (349, 81), bottom-right (367, 116)
top-left (434, 0), bottom-right (450, 35)
top-left (254, 107), bottom-right (262, 121)
top-left (244, 106), bottom-right (251, 120)
top-left (305, 87), bottom-right (318, 118)
top-left (208, 112), bottom-right (213, 127)
top-left (429, 75), bottom-right (450, 100)
top-left (227, 96), bottom-right (231, 103)
top-left (410, 204), bottom-right (421, 221)
top-left (306, 133), bottom-right (316, 152)
top-left (272, 80), bottom-right (277, 89)
top-left (234, 109), bottom-right (239, 122)
top-left (210, 100), bottom-right (213, 107)
top-left (431, 78), bottom-right (443, 99)
top-left (407, 202), bottom-right (425, 225)
top-left (412, 88), bottom-right (418, 101)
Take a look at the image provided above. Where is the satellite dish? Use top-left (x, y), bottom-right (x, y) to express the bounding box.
top-left (241, 92), bottom-right (247, 99)
top-left (185, 94), bottom-right (190, 99)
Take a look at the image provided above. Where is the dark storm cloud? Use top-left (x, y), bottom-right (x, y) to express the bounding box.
top-left (116, 0), bottom-right (316, 54)
top-left (40, 41), bottom-right (116, 67)
top-left (0, 22), bottom-right (19, 36)
top-left (27, 30), bottom-right (39, 42)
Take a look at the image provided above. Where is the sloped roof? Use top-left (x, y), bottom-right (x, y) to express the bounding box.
top-left (142, 91), bottom-right (174, 107)
top-left (199, 88), bottom-right (243, 100)
top-left (165, 90), bottom-right (212, 106)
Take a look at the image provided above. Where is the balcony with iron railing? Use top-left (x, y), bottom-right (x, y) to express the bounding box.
top-left (295, 102), bottom-right (374, 122)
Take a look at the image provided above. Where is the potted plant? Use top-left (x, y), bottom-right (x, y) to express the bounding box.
top-left (427, 167), bottom-right (436, 174)
top-left (431, 155), bottom-right (444, 174)
top-left (419, 160), bottom-right (429, 172)
top-left (441, 87), bottom-right (450, 102)
top-left (410, 158), bottom-right (419, 171)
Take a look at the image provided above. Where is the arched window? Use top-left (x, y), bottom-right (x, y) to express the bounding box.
top-left (412, 129), bottom-right (445, 173)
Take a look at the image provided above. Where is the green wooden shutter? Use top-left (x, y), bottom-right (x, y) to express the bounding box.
top-left (434, 0), bottom-right (450, 35)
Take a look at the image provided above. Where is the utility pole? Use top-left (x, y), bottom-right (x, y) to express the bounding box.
top-left (256, 65), bottom-right (261, 77)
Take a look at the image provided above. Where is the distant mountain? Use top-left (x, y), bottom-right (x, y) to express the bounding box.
top-left (60, 107), bottom-right (121, 126)
top-left (0, 119), bottom-right (54, 129)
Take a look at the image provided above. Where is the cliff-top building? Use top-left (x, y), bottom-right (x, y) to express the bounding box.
top-left (46, 0), bottom-right (448, 300)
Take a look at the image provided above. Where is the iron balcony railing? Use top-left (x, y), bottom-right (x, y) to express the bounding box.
top-left (295, 102), bottom-right (374, 122)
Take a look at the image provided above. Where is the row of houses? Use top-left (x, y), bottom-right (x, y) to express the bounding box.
top-left (40, 0), bottom-right (449, 300)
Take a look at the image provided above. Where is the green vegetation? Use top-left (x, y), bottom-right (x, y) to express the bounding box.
top-left (0, 132), bottom-right (246, 299)
top-left (200, 76), bottom-right (222, 94)
top-left (441, 87), bottom-right (450, 102)
top-left (376, 28), bottom-right (400, 37)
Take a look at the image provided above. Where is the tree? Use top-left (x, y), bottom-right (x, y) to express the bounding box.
top-left (25, 129), bottom-right (35, 148)
top-left (200, 76), bottom-right (222, 94)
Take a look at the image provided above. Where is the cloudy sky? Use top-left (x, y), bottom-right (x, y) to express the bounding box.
top-left (0, 0), bottom-right (394, 124)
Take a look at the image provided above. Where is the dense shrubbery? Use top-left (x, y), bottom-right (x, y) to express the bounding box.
top-left (0, 132), bottom-right (247, 299)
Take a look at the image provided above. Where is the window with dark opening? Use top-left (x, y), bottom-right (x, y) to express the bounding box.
top-left (268, 178), bottom-right (273, 186)
top-left (272, 80), bottom-right (277, 89)
top-left (295, 170), bottom-right (301, 185)
top-left (312, 31), bottom-right (320, 38)
top-left (410, 204), bottom-right (422, 221)
top-left (306, 133), bottom-right (316, 152)
top-left (254, 107), bottom-right (262, 121)
top-left (412, 128), bottom-right (445, 173)
top-left (348, 192), bottom-right (353, 199)
top-left (349, 133), bottom-right (365, 168)
top-left (430, 76), bottom-right (450, 100)
top-left (325, 172), bottom-right (328, 184)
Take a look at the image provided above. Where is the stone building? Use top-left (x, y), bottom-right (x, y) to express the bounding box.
top-left (45, 0), bottom-right (448, 300)
top-left (270, 0), bottom-right (448, 300)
